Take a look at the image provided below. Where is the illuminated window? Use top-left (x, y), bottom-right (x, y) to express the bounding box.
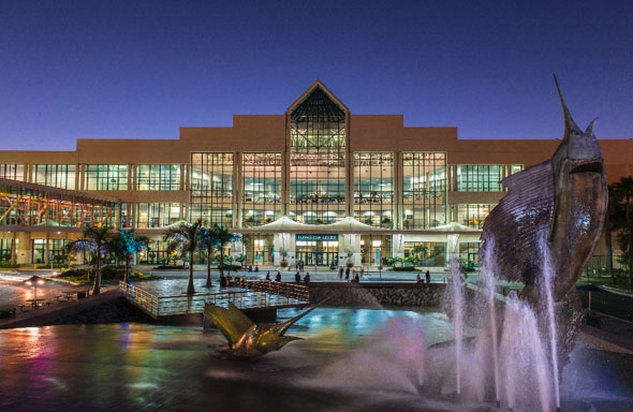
top-left (353, 152), bottom-right (394, 228)
top-left (136, 164), bottom-right (181, 191)
top-left (84, 164), bottom-right (129, 190)
top-left (31, 164), bottom-right (76, 189)
top-left (0, 164), bottom-right (24, 181)
top-left (402, 152), bottom-right (447, 229)
top-left (242, 153), bottom-right (281, 227)
top-left (289, 86), bottom-right (346, 224)
top-left (190, 152), bottom-right (233, 227)
top-left (455, 203), bottom-right (495, 229)
top-left (135, 203), bottom-right (181, 228)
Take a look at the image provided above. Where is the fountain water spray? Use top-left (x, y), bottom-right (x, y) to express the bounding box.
top-left (539, 233), bottom-right (562, 411)
top-left (449, 257), bottom-right (464, 396)
top-left (480, 240), bottom-right (500, 407)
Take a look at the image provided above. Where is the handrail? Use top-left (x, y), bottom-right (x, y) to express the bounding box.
top-left (119, 281), bottom-right (308, 319)
top-left (228, 278), bottom-right (310, 302)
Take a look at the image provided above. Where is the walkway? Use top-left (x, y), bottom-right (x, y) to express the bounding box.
top-left (120, 279), bottom-right (309, 319)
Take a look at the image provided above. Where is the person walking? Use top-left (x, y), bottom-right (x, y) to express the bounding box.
top-left (339, 267), bottom-right (344, 280)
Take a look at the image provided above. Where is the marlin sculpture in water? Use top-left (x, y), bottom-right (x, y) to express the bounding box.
top-left (480, 76), bottom-right (608, 303)
top-left (204, 302), bottom-right (322, 358)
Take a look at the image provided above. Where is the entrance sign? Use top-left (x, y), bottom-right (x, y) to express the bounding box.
top-left (296, 234), bottom-right (339, 242)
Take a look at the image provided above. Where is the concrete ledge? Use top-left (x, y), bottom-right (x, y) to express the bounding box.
top-left (308, 282), bottom-right (444, 306)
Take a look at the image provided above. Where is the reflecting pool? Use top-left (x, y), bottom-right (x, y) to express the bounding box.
top-left (0, 308), bottom-right (631, 411)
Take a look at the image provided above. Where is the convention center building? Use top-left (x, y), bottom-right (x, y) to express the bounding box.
top-left (0, 81), bottom-right (631, 268)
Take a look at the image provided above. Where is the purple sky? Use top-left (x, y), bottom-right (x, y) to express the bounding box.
top-left (0, 0), bottom-right (632, 151)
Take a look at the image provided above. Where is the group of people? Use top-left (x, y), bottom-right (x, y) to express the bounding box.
top-left (294, 271), bottom-right (311, 284)
top-left (219, 267), bottom-right (435, 286)
top-left (338, 266), bottom-right (362, 283)
top-left (416, 270), bottom-right (432, 286)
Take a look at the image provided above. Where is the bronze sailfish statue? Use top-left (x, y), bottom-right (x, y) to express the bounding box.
top-left (204, 302), bottom-right (321, 358)
top-left (480, 77), bottom-right (608, 303)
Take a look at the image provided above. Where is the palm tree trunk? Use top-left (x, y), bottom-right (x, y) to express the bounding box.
top-left (206, 247), bottom-right (212, 287)
top-left (626, 197), bottom-right (633, 289)
top-left (124, 253), bottom-right (130, 284)
top-left (219, 245), bottom-right (225, 277)
top-left (93, 253), bottom-right (101, 295)
top-left (187, 250), bottom-right (195, 295)
top-left (606, 225), bottom-right (614, 283)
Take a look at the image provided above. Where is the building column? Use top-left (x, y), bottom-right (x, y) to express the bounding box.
top-left (339, 233), bottom-right (361, 266)
top-left (273, 233), bottom-right (295, 266)
top-left (16, 232), bottom-right (31, 265)
top-left (392, 233), bottom-right (405, 259)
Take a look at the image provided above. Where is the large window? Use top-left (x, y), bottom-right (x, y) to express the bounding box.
top-left (84, 164), bottom-right (129, 190)
top-left (454, 203), bottom-right (495, 229)
top-left (242, 153), bottom-right (281, 227)
top-left (289, 86), bottom-right (347, 224)
top-left (190, 153), bottom-right (233, 227)
top-left (135, 203), bottom-right (181, 228)
top-left (455, 164), bottom-right (524, 192)
top-left (402, 152), bottom-right (447, 229)
top-left (136, 164), bottom-right (181, 191)
top-left (0, 164), bottom-right (24, 181)
top-left (31, 164), bottom-right (76, 189)
top-left (353, 152), bottom-right (393, 228)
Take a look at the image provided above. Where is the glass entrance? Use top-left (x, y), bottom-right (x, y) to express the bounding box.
top-left (295, 240), bottom-right (339, 267)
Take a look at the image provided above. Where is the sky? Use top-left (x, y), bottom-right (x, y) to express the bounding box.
top-left (0, 0), bottom-right (632, 150)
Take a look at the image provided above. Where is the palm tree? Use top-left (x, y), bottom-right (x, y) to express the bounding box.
top-left (612, 177), bottom-right (633, 287)
top-left (605, 184), bottom-right (621, 282)
top-left (163, 220), bottom-right (203, 295)
top-left (199, 226), bottom-right (217, 288)
top-left (114, 229), bottom-right (148, 284)
top-left (212, 224), bottom-right (240, 277)
top-left (67, 224), bottom-right (113, 295)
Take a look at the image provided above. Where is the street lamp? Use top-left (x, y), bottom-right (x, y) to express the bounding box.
top-left (24, 275), bottom-right (45, 302)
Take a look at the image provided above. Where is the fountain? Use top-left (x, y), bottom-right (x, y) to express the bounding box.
top-left (0, 80), bottom-right (624, 412)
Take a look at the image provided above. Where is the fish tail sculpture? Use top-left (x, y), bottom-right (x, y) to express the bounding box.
top-left (480, 75), bottom-right (608, 304)
top-left (204, 300), bottom-right (326, 358)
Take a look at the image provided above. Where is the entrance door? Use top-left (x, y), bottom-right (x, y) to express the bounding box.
top-left (296, 240), bottom-right (339, 267)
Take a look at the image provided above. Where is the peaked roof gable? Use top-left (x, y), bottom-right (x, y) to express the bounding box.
top-left (287, 80), bottom-right (350, 117)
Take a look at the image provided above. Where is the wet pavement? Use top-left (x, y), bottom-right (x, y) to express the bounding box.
top-left (0, 308), bottom-right (631, 411)
top-left (0, 273), bottom-right (97, 311)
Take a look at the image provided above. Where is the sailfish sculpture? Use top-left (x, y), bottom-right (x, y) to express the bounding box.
top-left (480, 76), bottom-right (608, 303)
top-left (204, 302), bottom-right (322, 358)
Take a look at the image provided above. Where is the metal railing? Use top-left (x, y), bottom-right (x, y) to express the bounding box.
top-left (120, 281), bottom-right (309, 319)
top-left (228, 278), bottom-right (310, 302)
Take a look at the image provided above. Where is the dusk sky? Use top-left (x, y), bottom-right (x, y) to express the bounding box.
top-left (0, 0), bottom-right (632, 150)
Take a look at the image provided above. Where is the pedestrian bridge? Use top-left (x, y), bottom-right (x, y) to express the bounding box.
top-left (120, 280), bottom-right (309, 320)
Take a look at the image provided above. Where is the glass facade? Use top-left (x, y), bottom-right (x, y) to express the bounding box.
top-left (402, 152), bottom-right (447, 229)
top-left (0, 164), bottom-right (24, 181)
top-left (454, 203), bottom-right (495, 229)
top-left (242, 153), bottom-right (282, 227)
top-left (31, 164), bottom-right (76, 189)
top-left (0, 181), bottom-right (116, 227)
top-left (289, 86), bottom-right (347, 224)
top-left (135, 203), bottom-right (181, 228)
top-left (0, 238), bottom-right (13, 262)
top-left (84, 164), bottom-right (129, 190)
top-left (190, 152), bottom-right (233, 226)
top-left (353, 152), bottom-right (394, 228)
top-left (136, 164), bottom-right (181, 191)
top-left (455, 164), bottom-right (523, 192)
